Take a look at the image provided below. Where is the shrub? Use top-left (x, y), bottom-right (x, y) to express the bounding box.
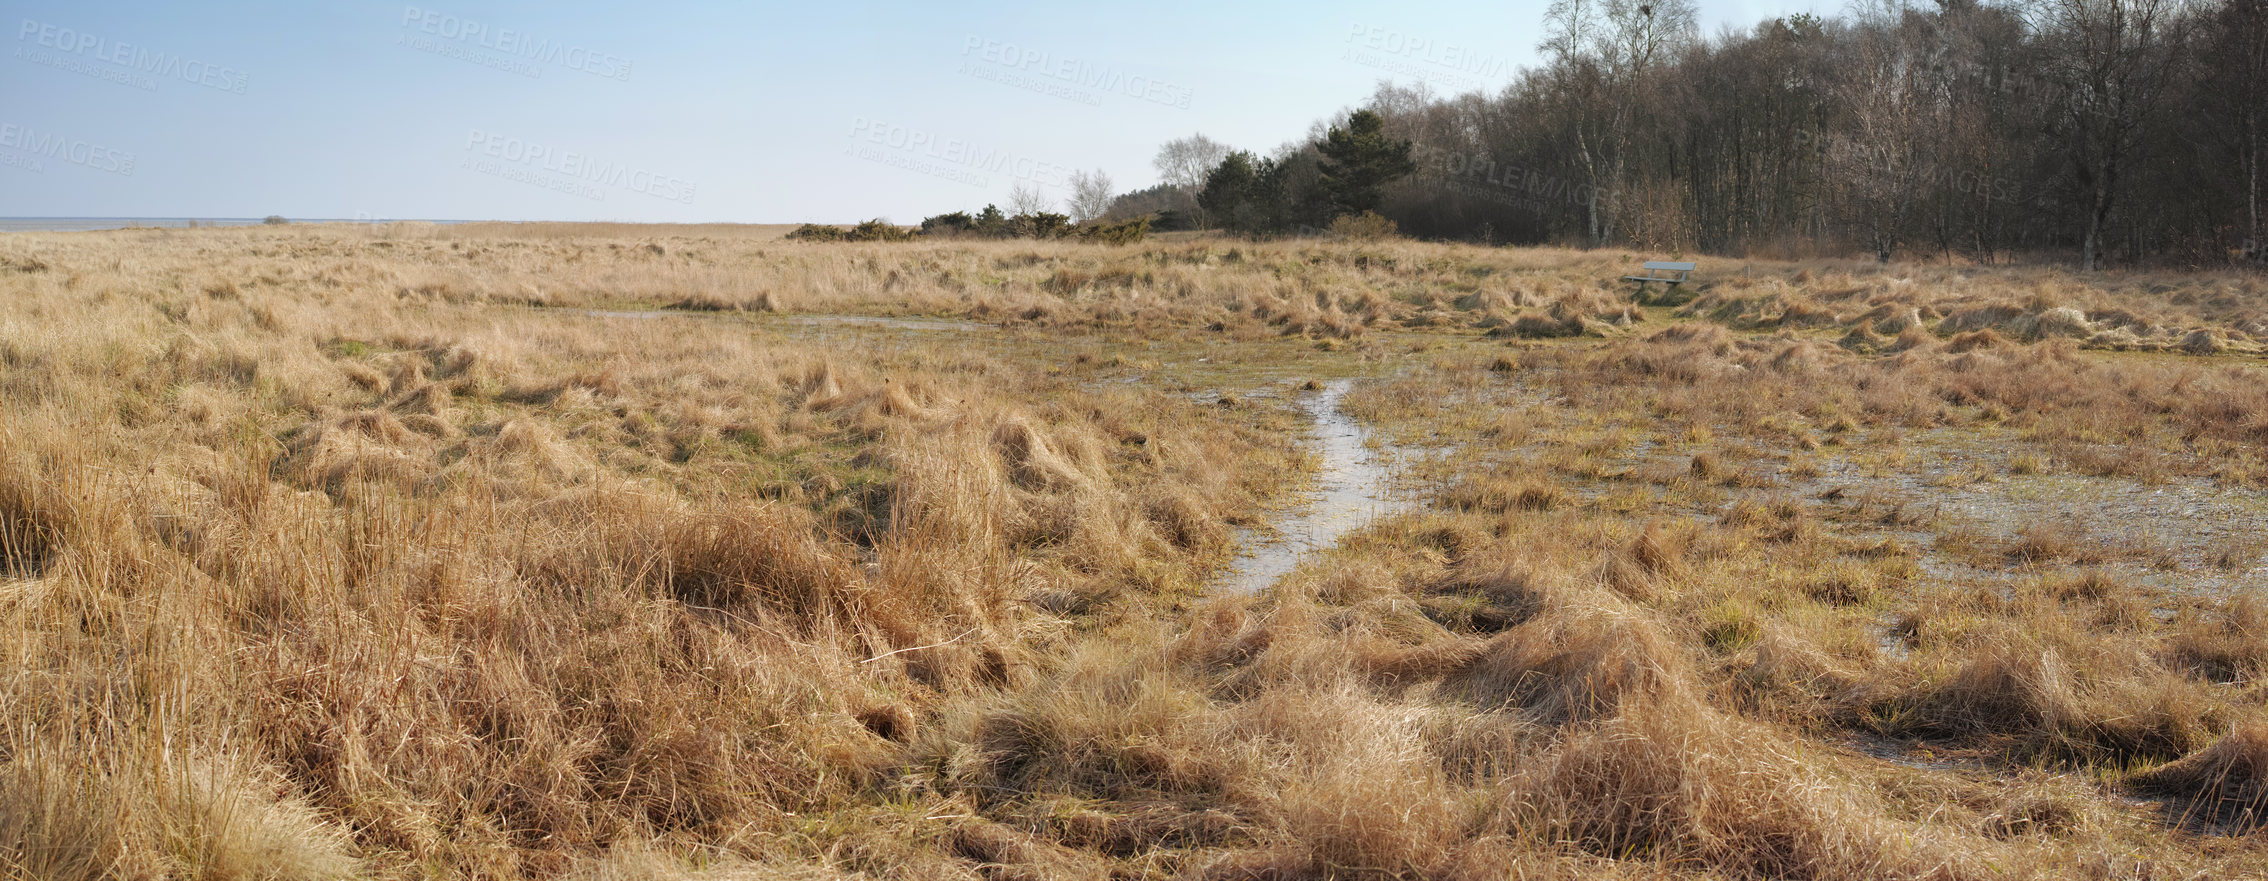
top-left (847, 219), bottom-right (916, 242)
top-left (1014, 212), bottom-right (1076, 239)
top-left (785, 223), bottom-right (846, 242)
top-left (920, 211), bottom-right (976, 236)
top-left (786, 221), bottom-right (914, 243)
top-left (914, 207), bottom-right (1100, 241)
top-left (1077, 216), bottom-right (1150, 246)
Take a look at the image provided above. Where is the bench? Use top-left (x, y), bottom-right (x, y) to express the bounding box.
top-left (1623, 261), bottom-right (1695, 291)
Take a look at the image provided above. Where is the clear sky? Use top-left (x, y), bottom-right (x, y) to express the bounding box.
top-left (0, 0), bottom-right (1822, 223)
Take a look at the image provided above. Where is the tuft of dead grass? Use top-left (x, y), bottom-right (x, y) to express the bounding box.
top-left (2133, 722), bottom-right (2268, 831)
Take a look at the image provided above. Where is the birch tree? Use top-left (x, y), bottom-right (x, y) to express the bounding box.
top-left (1540, 0), bottom-right (1697, 244)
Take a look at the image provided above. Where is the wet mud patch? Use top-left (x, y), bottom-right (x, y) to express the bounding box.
top-left (1796, 439), bottom-right (2268, 596)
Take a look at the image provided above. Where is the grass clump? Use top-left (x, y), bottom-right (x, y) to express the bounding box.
top-left (2133, 722), bottom-right (2268, 831)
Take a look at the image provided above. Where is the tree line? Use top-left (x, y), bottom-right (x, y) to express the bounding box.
top-left (1107, 0), bottom-right (2267, 268)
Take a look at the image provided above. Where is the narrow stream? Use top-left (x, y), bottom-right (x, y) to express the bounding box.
top-left (1217, 379), bottom-right (1399, 593)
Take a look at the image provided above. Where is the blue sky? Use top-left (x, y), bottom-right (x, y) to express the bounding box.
top-left (0, 0), bottom-right (1821, 223)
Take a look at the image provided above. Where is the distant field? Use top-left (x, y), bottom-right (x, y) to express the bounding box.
top-left (1, 224), bottom-right (2264, 879)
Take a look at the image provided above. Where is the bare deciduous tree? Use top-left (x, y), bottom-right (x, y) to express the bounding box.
top-left (1006, 182), bottom-right (1052, 217)
top-left (2203, 0), bottom-right (2268, 257)
top-left (1836, 15), bottom-right (1930, 262)
top-left (1152, 134), bottom-right (1231, 220)
top-left (1065, 170), bottom-right (1115, 223)
top-left (2028, 0), bottom-right (2187, 269)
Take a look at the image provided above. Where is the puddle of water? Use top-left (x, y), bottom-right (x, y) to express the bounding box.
top-left (572, 308), bottom-right (684, 320)
top-left (1217, 379), bottom-right (1400, 593)
top-left (556, 308), bottom-right (991, 333)
top-left (1799, 446), bottom-right (2268, 595)
top-left (778, 314), bottom-right (989, 332)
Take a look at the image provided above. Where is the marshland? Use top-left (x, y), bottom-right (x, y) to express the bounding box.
top-left (1, 223), bottom-right (2264, 879)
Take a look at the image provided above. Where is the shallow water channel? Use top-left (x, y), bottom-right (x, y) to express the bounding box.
top-left (1216, 379), bottom-right (1401, 593)
top-left (568, 308), bottom-right (989, 334)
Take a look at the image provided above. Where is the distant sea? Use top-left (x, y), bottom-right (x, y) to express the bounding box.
top-left (0, 218), bottom-right (468, 232)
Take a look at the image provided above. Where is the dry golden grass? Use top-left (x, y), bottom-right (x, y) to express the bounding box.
top-left (0, 225), bottom-right (2263, 879)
